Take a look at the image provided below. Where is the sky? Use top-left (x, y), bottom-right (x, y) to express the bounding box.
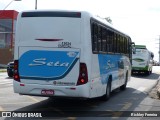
top-left (1, 0), bottom-right (160, 61)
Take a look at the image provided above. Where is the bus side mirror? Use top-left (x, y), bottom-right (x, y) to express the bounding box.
top-left (132, 47), bottom-right (136, 54)
top-left (131, 42), bottom-right (136, 54)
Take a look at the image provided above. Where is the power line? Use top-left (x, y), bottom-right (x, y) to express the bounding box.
top-left (2, 0), bottom-right (15, 10)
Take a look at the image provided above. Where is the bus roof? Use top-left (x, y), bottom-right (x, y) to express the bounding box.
top-left (19, 9), bottom-right (131, 39)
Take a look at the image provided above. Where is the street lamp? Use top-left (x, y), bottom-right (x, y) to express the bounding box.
top-left (2, 0), bottom-right (21, 10)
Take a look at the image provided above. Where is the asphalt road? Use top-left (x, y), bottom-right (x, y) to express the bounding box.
top-left (0, 66), bottom-right (160, 120)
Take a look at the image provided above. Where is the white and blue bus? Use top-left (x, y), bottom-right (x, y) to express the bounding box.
top-left (14, 10), bottom-right (134, 100)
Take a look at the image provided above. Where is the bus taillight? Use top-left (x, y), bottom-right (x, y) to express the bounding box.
top-left (14, 60), bottom-right (20, 82)
top-left (77, 63), bottom-right (88, 85)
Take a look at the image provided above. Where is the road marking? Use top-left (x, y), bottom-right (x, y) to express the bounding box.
top-left (67, 117), bottom-right (77, 120)
top-left (0, 102), bottom-right (33, 105)
top-left (0, 79), bottom-right (12, 81)
top-left (50, 107), bottom-right (65, 115)
top-left (133, 87), bottom-right (146, 94)
top-left (121, 102), bottom-right (132, 110)
top-left (0, 79), bottom-right (13, 88)
top-left (54, 117), bottom-right (77, 120)
top-left (0, 79), bottom-right (13, 87)
top-left (27, 96), bottom-right (40, 102)
top-left (98, 110), bottom-right (114, 117)
top-left (0, 81), bottom-right (13, 85)
top-left (86, 103), bottom-right (98, 108)
top-left (112, 111), bottom-right (123, 119)
top-left (112, 102), bottom-right (132, 119)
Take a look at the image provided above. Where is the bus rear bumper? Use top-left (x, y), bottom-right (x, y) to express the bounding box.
top-left (13, 81), bottom-right (90, 98)
top-left (132, 66), bottom-right (149, 71)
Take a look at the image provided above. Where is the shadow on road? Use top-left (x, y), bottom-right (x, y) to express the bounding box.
top-left (4, 87), bottom-right (156, 120)
top-left (132, 73), bottom-right (160, 80)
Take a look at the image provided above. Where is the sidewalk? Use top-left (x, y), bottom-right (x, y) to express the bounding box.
top-left (156, 77), bottom-right (160, 99)
top-left (157, 79), bottom-right (160, 98)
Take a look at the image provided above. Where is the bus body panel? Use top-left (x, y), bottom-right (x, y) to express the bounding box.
top-left (90, 53), bottom-right (131, 98)
top-left (13, 80), bottom-right (90, 98)
top-left (18, 47), bottom-right (80, 85)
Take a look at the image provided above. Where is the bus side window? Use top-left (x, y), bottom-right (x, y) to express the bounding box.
top-left (117, 34), bottom-right (120, 54)
top-left (97, 26), bottom-right (102, 52)
top-left (102, 28), bottom-right (107, 52)
top-left (113, 32), bottom-right (117, 53)
top-left (106, 30), bottom-right (109, 52)
top-left (124, 37), bottom-right (127, 54)
top-left (106, 30), bottom-right (113, 53)
top-left (91, 23), bottom-right (98, 53)
top-left (93, 35), bottom-right (98, 52)
top-left (119, 35), bottom-right (123, 54)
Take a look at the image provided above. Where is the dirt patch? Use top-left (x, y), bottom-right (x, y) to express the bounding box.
top-left (148, 80), bottom-right (160, 100)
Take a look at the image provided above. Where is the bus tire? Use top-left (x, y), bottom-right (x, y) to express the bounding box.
top-left (131, 70), bottom-right (134, 75)
top-left (101, 80), bottom-right (111, 101)
top-left (7, 72), bottom-right (13, 77)
top-left (146, 71), bottom-right (150, 75)
top-left (120, 73), bottom-right (128, 91)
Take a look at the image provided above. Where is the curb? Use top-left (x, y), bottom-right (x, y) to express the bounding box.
top-left (157, 88), bottom-right (160, 98)
top-left (156, 77), bottom-right (160, 98)
top-left (148, 77), bottom-right (160, 99)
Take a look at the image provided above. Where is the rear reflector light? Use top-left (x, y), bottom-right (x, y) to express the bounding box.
top-left (14, 60), bottom-right (20, 82)
top-left (20, 83), bottom-right (25, 86)
top-left (69, 88), bottom-right (76, 90)
top-left (77, 63), bottom-right (88, 85)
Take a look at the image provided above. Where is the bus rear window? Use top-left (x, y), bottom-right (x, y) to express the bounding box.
top-left (21, 11), bottom-right (81, 18)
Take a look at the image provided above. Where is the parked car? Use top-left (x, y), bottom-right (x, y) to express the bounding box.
top-left (7, 61), bottom-right (14, 77)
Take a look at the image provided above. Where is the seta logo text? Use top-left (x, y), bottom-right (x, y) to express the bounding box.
top-left (29, 58), bottom-right (69, 67)
top-left (105, 60), bottom-right (115, 70)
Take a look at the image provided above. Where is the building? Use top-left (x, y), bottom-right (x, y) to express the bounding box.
top-left (0, 10), bottom-right (18, 67)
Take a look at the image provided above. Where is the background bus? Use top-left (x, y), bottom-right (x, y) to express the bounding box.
top-left (14, 10), bottom-right (134, 100)
top-left (132, 45), bottom-right (154, 75)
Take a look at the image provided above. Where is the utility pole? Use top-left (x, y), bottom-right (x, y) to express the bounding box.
top-left (35, 0), bottom-right (37, 10)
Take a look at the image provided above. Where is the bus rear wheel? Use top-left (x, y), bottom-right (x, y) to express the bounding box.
top-left (120, 73), bottom-right (128, 90)
top-left (101, 80), bottom-right (111, 101)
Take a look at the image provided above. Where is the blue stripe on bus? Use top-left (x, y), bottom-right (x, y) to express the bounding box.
top-left (19, 50), bottom-right (79, 80)
top-left (98, 54), bottom-right (124, 84)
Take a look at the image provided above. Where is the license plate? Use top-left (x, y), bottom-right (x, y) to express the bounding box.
top-left (41, 90), bottom-right (54, 95)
